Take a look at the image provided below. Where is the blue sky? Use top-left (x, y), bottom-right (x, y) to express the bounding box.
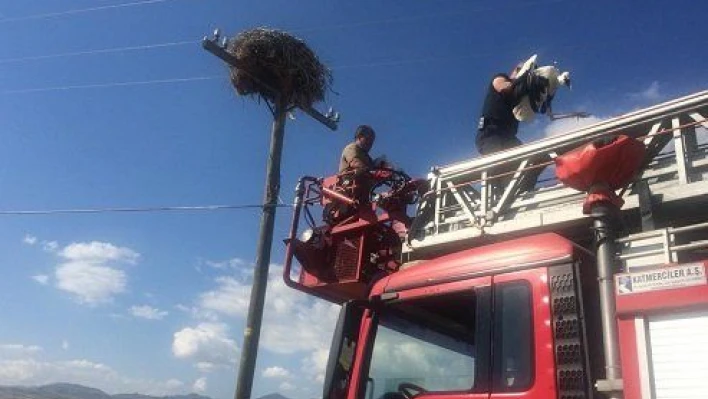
top-left (0, 1), bottom-right (706, 398)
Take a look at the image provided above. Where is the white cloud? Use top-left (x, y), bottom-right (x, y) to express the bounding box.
top-left (198, 276), bottom-right (252, 317)
top-left (23, 235), bottom-right (37, 245)
top-left (31, 274), bottom-right (50, 285)
top-left (193, 377), bottom-right (207, 393)
top-left (166, 378), bottom-right (184, 390)
top-left (0, 344), bottom-right (43, 358)
top-left (180, 263), bottom-right (339, 391)
top-left (60, 242), bottom-right (139, 265)
top-left (301, 347), bottom-right (331, 383)
top-left (175, 304), bottom-right (191, 313)
top-left (130, 305), bottom-right (168, 320)
top-left (543, 115), bottom-right (605, 137)
top-left (259, 274), bottom-right (339, 356)
top-left (279, 381), bottom-right (295, 392)
top-left (631, 81), bottom-right (661, 102)
top-left (262, 366), bottom-right (291, 379)
top-left (204, 257), bottom-right (247, 270)
top-left (55, 262), bottom-right (126, 305)
top-left (174, 304), bottom-right (220, 323)
top-left (188, 264), bottom-right (340, 385)
top-left (46, 241), bottom-right (139, 306)
top-left (172, 322), bottom-right (238, 368)
top-left (195, 362), bottom-right (219, 373)
top-left (259, 269), bottom-right (339, 383)
top-left (62, 340), bottom-right (69, 351)
top-left (42, 241), bottom-right (59, 253)
top-left (0, 356), bottom-right (186, 396)
top-left (196, 266), bottom-right (339, 353)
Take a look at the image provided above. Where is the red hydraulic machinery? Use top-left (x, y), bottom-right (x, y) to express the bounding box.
top-left (283, 168), bottom-right (426, 303)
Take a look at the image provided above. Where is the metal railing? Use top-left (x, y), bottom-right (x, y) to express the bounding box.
top-left (408, 90), bottom-right (708, 255)
top-left (618, 221), bottom-right (708, 271)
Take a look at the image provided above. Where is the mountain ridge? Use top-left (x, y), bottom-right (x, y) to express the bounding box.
top-left (0, 383), bottom-right (291, 399)
top-left (0, 383), bottom-right (211, 399)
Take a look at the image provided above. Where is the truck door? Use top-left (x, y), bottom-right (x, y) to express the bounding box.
top-left (360, 276), bottom-right (492, 399)
top-left (490, 269), bottom-right (556, 399)
top-left (348, 268), bottom-right (557, 399)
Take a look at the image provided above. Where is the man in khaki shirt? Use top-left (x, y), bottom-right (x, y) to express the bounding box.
top-left (339, 125), bottom-right (376, 173)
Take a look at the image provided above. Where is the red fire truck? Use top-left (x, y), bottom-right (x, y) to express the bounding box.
top-left (283, 90), bottom-right (708, 399)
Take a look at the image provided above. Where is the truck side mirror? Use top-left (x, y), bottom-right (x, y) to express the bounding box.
top-left (323, 300), bottom-right (367, 399)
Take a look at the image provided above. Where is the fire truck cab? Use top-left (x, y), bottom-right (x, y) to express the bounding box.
top-left (284, 90), bottom-right (708, 399)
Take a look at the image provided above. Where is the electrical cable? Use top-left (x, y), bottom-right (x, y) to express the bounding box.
top-left (1, 75), bottom-right (220, 94)
top-left (0, 0), bottom-right (195, 23)
top-left (292, 0), bottom-right (569, 34)
top-left (0, 203), bottom-right (292, 216)
top-left (0, 40), bottom-right (199, 65)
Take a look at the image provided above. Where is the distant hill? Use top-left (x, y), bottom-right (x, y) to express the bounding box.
top-left (255, 394), bottom-right (291, 399)
top-left (0, 383), bottom-right (213, 399)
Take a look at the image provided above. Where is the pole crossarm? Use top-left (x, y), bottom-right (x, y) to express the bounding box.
top-left (407, 90), bottom-right (708, 258)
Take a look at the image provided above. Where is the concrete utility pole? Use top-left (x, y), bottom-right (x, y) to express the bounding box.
top-left (202, 30), bottom-right (338, 399)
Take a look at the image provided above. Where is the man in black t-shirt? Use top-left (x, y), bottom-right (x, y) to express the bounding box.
top-left (476, 71), bottom-right (523, 155)
top-left (476, 65), bottom-right (549, 196)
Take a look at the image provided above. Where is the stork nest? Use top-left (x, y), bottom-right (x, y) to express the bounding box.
top-left (226, 28), bottom-right (332, 108)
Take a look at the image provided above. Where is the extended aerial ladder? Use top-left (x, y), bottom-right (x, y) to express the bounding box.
top-left (407, 90), bottom-right (708, 260)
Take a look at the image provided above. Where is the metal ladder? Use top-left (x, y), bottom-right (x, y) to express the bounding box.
top-left (407, 90), bottom-right (708, 257)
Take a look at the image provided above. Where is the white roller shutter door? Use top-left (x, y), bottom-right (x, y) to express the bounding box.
top-left (649, 310), bottom-right (708, 399)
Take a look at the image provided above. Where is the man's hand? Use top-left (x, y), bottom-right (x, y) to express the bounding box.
top-left (492, 76), bottom-right (513, 93)
top-left (373, 155), bottom-right (389, 168)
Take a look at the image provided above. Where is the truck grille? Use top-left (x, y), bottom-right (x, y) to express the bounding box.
top-left (333, 236), bottom-right (361, 281)
top-left (549, 264), bottom-right (589, 399)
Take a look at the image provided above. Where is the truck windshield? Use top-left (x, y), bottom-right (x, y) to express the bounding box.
top-left (366, 290), bottom-right (482, 399)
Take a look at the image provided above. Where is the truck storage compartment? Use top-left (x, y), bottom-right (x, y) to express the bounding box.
top-left (648, 310), bottom-right (708, 399)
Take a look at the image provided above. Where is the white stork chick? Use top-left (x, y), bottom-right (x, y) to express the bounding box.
top-left (512, 55), bottom-right (572, 122)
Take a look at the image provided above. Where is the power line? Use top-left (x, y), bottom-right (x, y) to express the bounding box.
top-left (0, 203), bottom-right (292, 216)
top-left (331, 52), bottom-right (496, 70)
top-left (0, 40), bottom-right (479, 68)
top-left (0, 52), bottom-right (467, 93)
top-left (0, 45), bottom-right (567, 94)
top-left (1, 76), bottom-right (220, 94)
top-left (0, 0), bottom-right (568, 65)
top-left (291, 0), bottom-right (569, 34)
top-left (0, 50), bottom-right (516, 94)
top-left (331, 42), bottom-right (583, 70)
top-left (0, 40), bottom-right (199, 65)
top-left (0, 0), bottom-right (194, 23)
top-left (0, 46), bottom-right (554, 94)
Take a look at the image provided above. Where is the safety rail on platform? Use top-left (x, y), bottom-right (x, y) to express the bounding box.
top-left (407, 90), bottom-right (708, 256)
